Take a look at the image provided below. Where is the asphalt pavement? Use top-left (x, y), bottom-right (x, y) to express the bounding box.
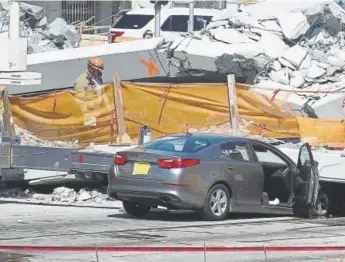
top-left (1, 203), bottom-right (345, 262)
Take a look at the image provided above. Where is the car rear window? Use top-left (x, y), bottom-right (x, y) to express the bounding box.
top-left (142, 136), bottom-right (211, 153)
top-left (112, 14), bottom-right (154, 29)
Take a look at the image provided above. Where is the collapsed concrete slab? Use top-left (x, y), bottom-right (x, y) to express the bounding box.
top-left (7, 37), bottom-right (169, 94)
top-left (161, 0), bottom-right (345, 120)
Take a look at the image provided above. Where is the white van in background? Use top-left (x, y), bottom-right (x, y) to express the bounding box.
top-left (108, 7), bottom-right (222, 43)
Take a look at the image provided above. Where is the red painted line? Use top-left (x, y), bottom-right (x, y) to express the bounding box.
top-left (1, 246), bottom-right (345, 252)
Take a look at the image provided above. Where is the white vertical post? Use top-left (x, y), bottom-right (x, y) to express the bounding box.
top-left (9, 1), bottom-right (20, 40)
top-left (154, 3), bottom-right (162, 37)
top-left (219, 0), bottom-right (227, 10)
top-left (227, 74), bottom-right (239, 136)
top-left (188, 1), bottom-right (194, 33)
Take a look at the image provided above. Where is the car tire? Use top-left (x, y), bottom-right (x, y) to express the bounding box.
top-left (201, 184), bottom-right (231, 221)
top-left (122, 201), bottom-right (151, 218)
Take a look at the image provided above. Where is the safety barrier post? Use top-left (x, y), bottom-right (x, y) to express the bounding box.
top-left (0, 87), bottom-right (14, 137)
top-left (227, 74), bottom-right (239, 136)
top-left (112, 73), bottom-right (131, 145)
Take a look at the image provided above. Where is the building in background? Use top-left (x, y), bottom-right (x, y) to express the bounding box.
top-left (26, 0), bottom-right (257, 33)
top-left (27, 1), bottom-right (132, 26)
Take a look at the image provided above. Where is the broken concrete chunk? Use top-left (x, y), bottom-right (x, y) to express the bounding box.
top-left (77, 189), bottom-right (92, 201)
top-left (37, 16), bottom-right (47, 28)
top-left (307, 65), bottom-right (326, 79)
top-left (281, 45), bottom-right (308, 69)
top-left (48, 18), bottom-right (68, 39)
top-left (272, 60), bottom-right (282, 71)
top-left (269, 69), bottom-right (290, 85)
top-left (326, 66), bottom-right (337, 76)
top-left (64, 24), bottom-right (80, 46)
top-left (20, 2), bottom-right (45, 21)
top-left (300, 54), bottom-right (312, 69)
top-left (310, 49), bottom-right (328, 62)
top-left (206, 20), bottom-right (229, 30)
top-left (0, 1), bottom-right (79, 53)
top-left (227, 12), bottom-right (258, 28)
top-left (290, 71), bottom-right (305, 88)
top-left (327, 48), bottom-right (345, 62)
top-left (212, 28), bottom-right (253, 44)
top-left (327, 56), bottom-right (345, 68)
top-left (278, 57), bottom-right (296, 70)
top-left (254, 19), bottom-right (282, 33)
top-left (317, 61), bottom-right (330, 69)
top-left (276, 12), bottom-right (310, 40)
top-left (260, 31), bottom-right (289, 58)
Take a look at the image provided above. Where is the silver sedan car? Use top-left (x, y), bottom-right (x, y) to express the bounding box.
top-left (108, 133), bottom-right (324, 221)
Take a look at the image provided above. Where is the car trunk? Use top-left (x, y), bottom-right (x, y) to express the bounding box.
top-left (115, 149), bottom-right (183, 181)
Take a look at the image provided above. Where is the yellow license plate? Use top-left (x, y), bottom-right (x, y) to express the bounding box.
top-left (132, 162), bottom-right (151, 175)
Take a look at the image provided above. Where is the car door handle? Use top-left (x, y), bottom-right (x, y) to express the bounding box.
top-left (227, 165), bottom-right (235, 170)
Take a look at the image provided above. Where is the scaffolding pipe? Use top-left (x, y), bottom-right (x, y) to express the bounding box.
top-left (154, 3), bottom-right (162, 37)
top-left (188, 1), bottom-right (194, 33)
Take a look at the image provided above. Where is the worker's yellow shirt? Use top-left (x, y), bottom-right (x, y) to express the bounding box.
top-left (74, 72), bottom-right (95, 92)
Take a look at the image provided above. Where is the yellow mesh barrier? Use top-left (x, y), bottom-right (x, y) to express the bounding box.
top-left (8, 82), bottom-right (343, 147)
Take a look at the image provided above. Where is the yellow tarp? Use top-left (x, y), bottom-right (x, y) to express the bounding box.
top-left (8, 82), bottom-right (344, 147)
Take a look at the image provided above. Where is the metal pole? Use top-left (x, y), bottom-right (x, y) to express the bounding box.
top-left (188, 1), bottom-right (194, 33)
top-left (219, 0), bottom-right (227, 10)
top-left (154, 3), bottom-right (161, 37)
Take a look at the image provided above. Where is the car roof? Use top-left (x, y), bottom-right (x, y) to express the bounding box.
top-left (164, 133), bottom-right (252, 144)
top-left (126, 7), bottom-right (221, 16)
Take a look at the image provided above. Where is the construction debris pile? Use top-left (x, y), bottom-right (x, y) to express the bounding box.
top-left (15, 125), bottom-right (78, 148)
top-left (166, 1), bottom-right (345, 89)
top-left (189, 120), bottom-right (283, 145)
top-left (0, 1), bottom-right (81, 53)
top-left (162, 0), bottom-right (345, 120)
top-left (0, 187), bottom-right (121, 208)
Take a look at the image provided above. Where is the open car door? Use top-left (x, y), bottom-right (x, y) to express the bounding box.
top-left (293, 143), bottom-right (320, 217)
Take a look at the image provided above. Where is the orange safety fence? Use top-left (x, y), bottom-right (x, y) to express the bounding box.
top-left (7, 82), bottom-right (345, 147)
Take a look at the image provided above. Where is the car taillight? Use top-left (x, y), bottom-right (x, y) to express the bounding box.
top-left (157, 158), bottom-right (200, 169)
top-left (114, 154), bottom-right (127, 165)
top-left (108, 31), bottom-right (124, 43)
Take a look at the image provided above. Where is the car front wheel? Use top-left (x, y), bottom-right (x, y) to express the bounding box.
top-left (122, 201), bottom-right (151, 218)
top-left (201, 184), bottom-right (231, 221)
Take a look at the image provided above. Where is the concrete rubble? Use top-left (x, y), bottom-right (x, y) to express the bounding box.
top-left (0, 186), bottom-right (121, 207)
top-left (0, 1), bottom-right (81, 53)
top-left (15, 125), bottom-right (77, 148)
top-left (163, 0), bottom-right (345, 120)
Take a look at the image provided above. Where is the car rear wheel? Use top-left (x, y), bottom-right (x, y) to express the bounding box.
top-left (201, 184), bottom-right (231, 221)
top-left (122, 201), bottom-right (151, 218)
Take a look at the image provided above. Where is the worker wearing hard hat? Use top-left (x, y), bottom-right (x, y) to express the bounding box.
top-left (74, 56), bottom-right (104, 92)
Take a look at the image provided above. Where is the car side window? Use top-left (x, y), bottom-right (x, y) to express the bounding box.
top-left (220, 142), bottom-right (251, 161)
top-left (299, 145), bottom-right (311, 166)
top-left (161, 15), bottom-right (213, 32)
top-left (252, 143), bottom-right (287, 165)
top-left (161, 15), bottom-right (189, 32)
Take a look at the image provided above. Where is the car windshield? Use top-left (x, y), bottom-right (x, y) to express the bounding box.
top-left (141, 136), bottom-right (211, 153)
top-left (112, 14), bottom-right (154, 29)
